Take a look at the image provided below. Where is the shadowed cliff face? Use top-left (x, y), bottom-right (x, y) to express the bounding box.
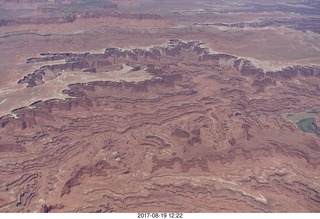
top-left (18, 40), bottom-right (320, 94)
top-left (0, 41), bottom-right (320, 213)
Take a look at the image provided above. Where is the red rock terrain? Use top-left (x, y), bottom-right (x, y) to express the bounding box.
top-left (0, 40), bottom-right (319, 212)
top-left (1, 0), bottom-right (320, 213)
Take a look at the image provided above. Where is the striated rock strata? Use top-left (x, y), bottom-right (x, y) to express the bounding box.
top-left (0, 11), bottom-right (167, 27)
top-left (0, 40), bottom-right (320, 212)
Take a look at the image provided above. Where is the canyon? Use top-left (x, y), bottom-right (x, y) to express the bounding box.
top-left (0, 0), bottom-right (320, 213)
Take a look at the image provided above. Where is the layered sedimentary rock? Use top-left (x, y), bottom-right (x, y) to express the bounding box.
top-left (0, 41), bottom-right (320, 212)
top-left (0, 11), bottom-right (167, 27)
top-left (19, 40), bottom-right (320, 95)
top-left (195, 18), bottom-right (320, 34)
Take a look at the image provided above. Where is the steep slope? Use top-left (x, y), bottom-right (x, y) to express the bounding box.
top-left (0, 41), bottom-right (319, 212)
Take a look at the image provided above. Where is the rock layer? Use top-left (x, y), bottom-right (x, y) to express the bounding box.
top-left (0, 41), bottom-right (320, 212)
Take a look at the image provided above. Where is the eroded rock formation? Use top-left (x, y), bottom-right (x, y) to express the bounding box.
top-left (0, 41), bottom-right (320, 212)
top-left (0, 11), bottom-right (167, 27)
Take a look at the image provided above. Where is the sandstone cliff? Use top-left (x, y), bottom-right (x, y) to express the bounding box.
top-left (0, 41), bottom-right (320, 212)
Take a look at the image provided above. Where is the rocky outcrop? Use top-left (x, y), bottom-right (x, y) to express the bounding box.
top-left (18, 61), bottom-right (90, 87)
top-left (252, 77), bottom-right (274, 92)
top-left (171, 129), bottom-right (190, 138)
top-left (17, 40), bottom-right (256, 88)
top-left (266, 66), bottom-right (320, 80)
top-left (18, 70), bottom-right (45, 87)
top-left (238, 60), bottom-right (264, 76)
top-left (19, 41), bottom-right (203, 87)
top-left (61, 160), bottom-right (116, 197)
top-left (40, 204), bottom-right (64, 213)
top-left (1, 41), bottom-right (320, 213)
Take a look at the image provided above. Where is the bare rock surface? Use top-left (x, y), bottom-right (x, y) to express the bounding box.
top-left (1, 0), bottom-right (320, 213)
top-left (0, 41), bottom-right (320, 212)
